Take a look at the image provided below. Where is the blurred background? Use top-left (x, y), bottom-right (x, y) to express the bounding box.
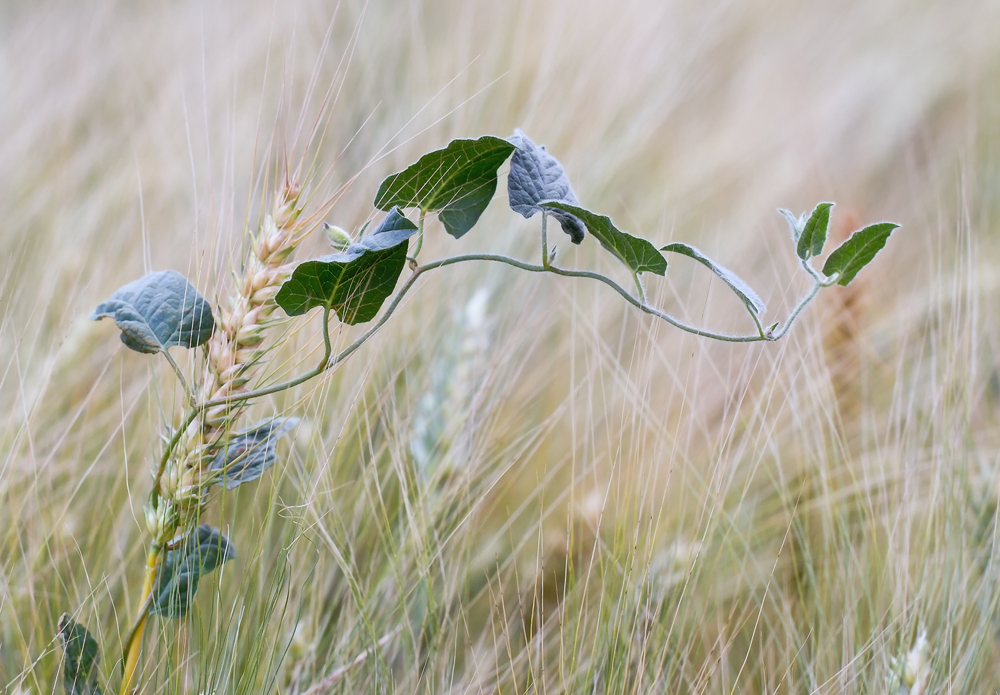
top-left (3, 0), bottom-right (1000, 692)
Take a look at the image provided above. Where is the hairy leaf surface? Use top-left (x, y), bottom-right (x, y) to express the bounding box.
top-left (275, 208), bottom-right (417, 323)
top-left (209, 418), bottom-right (299, 489)
top-left (797, 202), bottom-right (834, 260)
top-left (822, 221), bottom-right (900, 286)
top-left (374, 136), bottom-right (516, 238)
top-left (540, 202), bottom-right (667, 276)
top-left (91, 270), bottom-right (214, 354)
top-left (507, 130), bottom-right (585, 244)
top-left (660, 242), bottom-right (766, 314)
top-left (57, 614), bottom-right (102, 695)
top-left (778, 208), bottom-right (805, 242)
top-left (151, 525), bottom-right (235, 618)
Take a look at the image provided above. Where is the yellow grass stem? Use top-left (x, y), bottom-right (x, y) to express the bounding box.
top-left (120, 547), bottom-right (161, 695)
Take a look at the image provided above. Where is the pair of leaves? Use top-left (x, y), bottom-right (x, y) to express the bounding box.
top-left (508, 135), bottom-right (760, 299)
top-left (91, 270), bottom-right (214, 354)
top-left (507, 134), bottom-right (665, 276)
top-left (374, 131), bottom-right (589, 245)
top-left (209, 417), bottom-right (299, 489)
top-left (553, 203), bottom-right (767, 312)
top-left (780, 203), bottom-right (899, 286)
top-left (780, 201), bottom-right (835, 261)
top-left (57, 614), bottom-right (102, 695)
top-left (150, 525), bottom-right (235, 618)
top-left (374, 137), bottom-right (516, 239)
top-left (371, 132), bottom-right (666, 279)
top-left (275, 207), bottom-right (418, 321)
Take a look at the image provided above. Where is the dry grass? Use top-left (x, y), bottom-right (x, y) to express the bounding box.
top-left (3, 0), bottom-right (1000, 692)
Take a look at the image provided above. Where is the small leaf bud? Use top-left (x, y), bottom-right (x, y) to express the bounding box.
top-left (324, 223), bottom-right (352, 251)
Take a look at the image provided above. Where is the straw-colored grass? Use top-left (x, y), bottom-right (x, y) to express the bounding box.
top-left (3, 0), bottom-right (1000, 692)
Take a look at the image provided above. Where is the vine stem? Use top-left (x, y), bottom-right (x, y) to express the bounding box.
top-left (541, 213), bottom-right (550, 268)
top-left (771, 279), bottom-right (821, 340)
top-left (129, 246), bottom-right (826, 690)
top-left (770, 259), bottom-right (838, 340)
top-left (631, 270), bottom-right (647, 304)
top-left (419, 254), bottom-right (778, 342)
top-left (408, 211), bottom-right (426, 261)
top-left (146, 250), bottom-right (829, 534)
top-left (155, 249), bottom-right (826, 489)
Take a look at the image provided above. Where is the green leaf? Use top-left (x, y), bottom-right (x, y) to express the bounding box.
top-left (275, 207), bottom-right (418, 323)
top-left (821, 221), bottom-right (900, 286)
top-left (373, 135), bottom-right (516, 239)
top-left (209, 417), bottom-right (299, 489)
top-left (57, 614), bottom-right (102, 695)
top-left (660, 242), bottom-right (766, 314)
top-left (90, 270), bottom-right (214, 354)
top-left (150, 525), bottom-right (236, 619)
top-left (507, 130), bottom-right (585, 244)
top-left (796, 202), bottom-right (834, 260)
top-left (540, 201), bottom-right (667, 276)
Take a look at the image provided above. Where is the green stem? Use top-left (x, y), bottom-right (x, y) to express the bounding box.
top-left (748, 304), bottom-right (767, 339)
top-left (541, 213), bottom-right (550, 268)
top-left (154, 248), bottom-right (829, 487)
top-left (631, 270), bottom-right (647, 304)
top-left (800, 257), bottom-right (838, 287)
top-left (408, 211), bottom-right (426, 262)
top-left (133, 241), bottom-right (829, 688)
top-left (771, 280), bottom-right (821, 340)
top-left (151, 305), bottom-right (334, 506)
top-left (419, 253), bottom-right (772, 342)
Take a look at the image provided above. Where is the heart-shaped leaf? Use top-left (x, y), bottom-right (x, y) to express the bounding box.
top-left (90, 270), bottom-right (215, 354)
top-left (373, 136), bottom-right (516, 239)
top-left (209, 417), bottom-right (299, 489)
top-left (275, 208), bottom-right (418, 323)
top-left (57, 614), bottom-right (102, 695)
top-left (540, 202), bottom-right (667, 276)
top-left (822, 221), bottom-right (900, 286)
top-left (660, 242), bottom-right (766, 315)
top-left (796, 202), bottom-right (834, 260)
top-left (150, 525), bottom-right (236, 618)
top-left (507, 130), bottom-right (585, 244)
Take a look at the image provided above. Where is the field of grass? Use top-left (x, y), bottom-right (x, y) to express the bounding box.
top-left (3, 0), bottom-right (1000, 692)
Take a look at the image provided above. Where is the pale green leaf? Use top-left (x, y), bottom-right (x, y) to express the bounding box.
top-left (507, 130), bottom-right (585, 243)
top-left (661, 242), bottom-right (765, 314)
top-left (150, 525), bottom-right (236, 619)
top-left (778, 208), bottom-right (804, 242)
top-left (209, 418), bottom-right (299, 489)
top-left (57, 614), bottom-right (102, 695)
top-left (90, 270), bottom-right (214, 354)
